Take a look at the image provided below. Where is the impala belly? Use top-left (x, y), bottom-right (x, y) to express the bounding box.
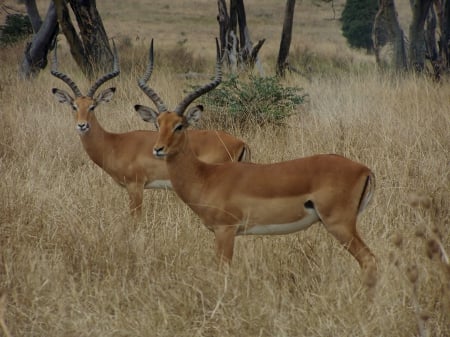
top-left (236, 208), bottom-right (319, 236)
top-left (145, 180), bottom-right (172, 189)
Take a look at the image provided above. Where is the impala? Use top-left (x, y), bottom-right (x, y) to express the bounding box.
top-left (136, 39), bottom-right (377, 272)
top-left (51, 41), bottom-right (250, 217)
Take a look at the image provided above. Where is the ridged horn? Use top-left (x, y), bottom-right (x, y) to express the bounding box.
top-left (86, 39), bottom-right (120, 98)
top-left (137, 39), bottom-right (168, 113)
top-left (174, 38), bottom-right (222, 116)
top-left (50, 40), bottom-right (83, 97)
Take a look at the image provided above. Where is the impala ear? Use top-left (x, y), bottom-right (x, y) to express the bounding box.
top-left (185, 105), bottom-right (203, 126)
top-left (95, 87), bottom-right (116, 104)
top-left (52, 88), bottom-right (74, 105)
top-left (135, 104), bottom-right (159, 123)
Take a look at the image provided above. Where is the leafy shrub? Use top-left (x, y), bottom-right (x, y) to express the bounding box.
top-left (202, 74), bottom-right (307, 127)
top-left (0, 14), bottom-right (32, 46)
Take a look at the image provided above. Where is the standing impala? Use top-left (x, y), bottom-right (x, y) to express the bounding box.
top-left (51, 41), bottom-right (250, 217)
top-left (136, 39), bottom-right (377, 272)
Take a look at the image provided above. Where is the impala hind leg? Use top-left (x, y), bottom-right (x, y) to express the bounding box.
top-left (318, 213), bottom-right (376, 270)
top-left (213, 225), bottom-right (236, 269)
top-left (126, 182), bottom-right (144, 217)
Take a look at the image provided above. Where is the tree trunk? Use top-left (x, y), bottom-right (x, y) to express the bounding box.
top-left (433, 0), bottom-right (450, 75)
top-left (372, 0), bottom-right (407, 71)
top-left (54, 0), bottom-right (90, 77)
top-left (20, 1), bottom-right (58, 79)
top-left (217, 0), bottom-right (229, 58)
top-left (425, 5), bottom-right (438, 61)
top-left (54, 0), bottom-right (112, 80)
top-left (276, 0), bottom-right (296, 77)
top-left (20, 0), bottom-right (112, 80)
top-left (69, 0), bottom-right (113, 74)
top-left (444, 0), bottom-right (450, 68)
top-left (216, 0), bottom-right (265, 73)
top-left (409, 0), bottom-right (433, 71)
top-left (24, 0), bottom-right (42, 32)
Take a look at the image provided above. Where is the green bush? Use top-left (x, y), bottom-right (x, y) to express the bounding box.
top-left (0, 14), bottom-right (33, 46)
top-left (202, 74), bottom-right (307, 127)
top-left (341, 0), bottom-right (378, 52)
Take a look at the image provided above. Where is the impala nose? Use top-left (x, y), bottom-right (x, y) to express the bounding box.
top-left (153, 146), bottom-right (165, 158)
top-left (77, 122), bottom-right (89, 133)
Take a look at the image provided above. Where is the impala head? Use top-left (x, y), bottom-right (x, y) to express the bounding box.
top-left (51, 41), bottom-right (120, 135)
top-left (134, 39), bottom-right (222, 158)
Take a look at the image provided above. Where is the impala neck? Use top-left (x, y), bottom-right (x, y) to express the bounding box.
top-left (165, 131), bottom-right (205, 203)
top-left (78, 113), bottom-right (111, 167)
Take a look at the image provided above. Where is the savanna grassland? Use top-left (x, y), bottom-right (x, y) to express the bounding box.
top-left (1, 0), bottom-right (449, 336)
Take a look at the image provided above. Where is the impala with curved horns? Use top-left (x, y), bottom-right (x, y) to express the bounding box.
top-left (134, 39), bottom-right (250, 163)
top-left (136, 38), bottom-right (377, 273)
top-left (51, 40), bottom-right (251, 217)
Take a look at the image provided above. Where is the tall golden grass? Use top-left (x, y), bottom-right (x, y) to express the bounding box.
top-left (1, 0), bottom-right (449, 336)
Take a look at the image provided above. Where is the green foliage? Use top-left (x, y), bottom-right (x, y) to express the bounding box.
top-left (203, 74), bottom-right (307, 127)
top-left (0, 14), bottom-right (33, 46)
top-left (341, 0), bottom-right (378, 51)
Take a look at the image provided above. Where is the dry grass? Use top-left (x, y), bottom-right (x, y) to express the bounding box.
top-left (1, 0), bottom-right (449, 336)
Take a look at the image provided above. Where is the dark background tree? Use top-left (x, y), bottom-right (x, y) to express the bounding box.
top-left (217, 0), bottom-right (265, 73)
top-left (276, 0), bottom-right (296, 77)
top-left (54, 0), bottom-right (113, 79)
top-left (432, 0), bottom-right (450, 71)
top-left (19, 1), bottom-right (58, 78)
top-left (19, 0), bottom-right (112, 80)
top-left (409, 0), bottom-right (433, 71)
top-left (372, 0), bottom-right (450, 78)
top-left (341, 0), bottom-right (378, 52)
top-left (372, 0), bottom-right (407, 70)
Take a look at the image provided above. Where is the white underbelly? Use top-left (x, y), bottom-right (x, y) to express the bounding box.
top-left (237, 211), bottom-right (319, 236)
top-left (145, 180), bottom-right (173, 189)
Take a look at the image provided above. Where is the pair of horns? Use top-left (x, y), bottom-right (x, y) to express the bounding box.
top-left (51, 40), bottom-right (120, 98)
top-left (51, 38), bottom-right (222, 116)
top-left (138, 38), bottom-right (223, 116)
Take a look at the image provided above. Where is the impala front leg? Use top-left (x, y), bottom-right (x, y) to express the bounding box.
top-left (126, 182), bottom-right (144, 217)
top-left (213, 225), bottom-right (237, 268)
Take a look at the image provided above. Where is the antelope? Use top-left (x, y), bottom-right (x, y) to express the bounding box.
top-left (51, 41), bottom-right (250, 217)
top-left (136, 39), bottom-right (377, 273)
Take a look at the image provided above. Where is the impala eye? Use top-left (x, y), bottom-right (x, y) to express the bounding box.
top-left (88, 105), bottom-right (96, 112)
top-left (173, 124), bottom-right (183, 132)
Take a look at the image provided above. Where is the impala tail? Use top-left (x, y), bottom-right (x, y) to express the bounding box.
top-left (238, 143), bottom-right (251, 162)
top-left (358, 171), bottom-right (376, 214)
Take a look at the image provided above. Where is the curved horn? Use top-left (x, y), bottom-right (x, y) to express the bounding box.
top-left (86, 39), bottom-right (120, 98)
top-left (50, 41), bottom-right (83, 97)
top-left (137, 39), bottom-right (168, 113)
top-left (174, 38), bottom-right (222, 116)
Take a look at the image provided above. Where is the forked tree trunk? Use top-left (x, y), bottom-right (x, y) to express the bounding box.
top-left (54, 0), bottom-right (113, 80)
top-left (20, 0), bottom-right (112, 80)
top-left (217, 0), bottom-right (265, 73)
top-left (53, 0), bottom-right (89, 75)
